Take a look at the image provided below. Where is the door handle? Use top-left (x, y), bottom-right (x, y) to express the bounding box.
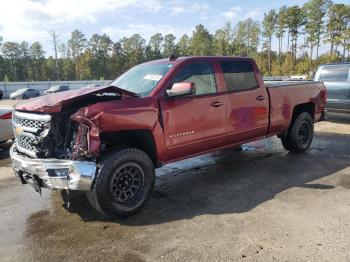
top-left (256, 95), bottom-right (266, 101)
top-left (210, 101), bottom-right (224, 107)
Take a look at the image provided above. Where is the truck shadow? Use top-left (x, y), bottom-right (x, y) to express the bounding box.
top-left (325, 113), bottom-right (350, 124)
top-left (62, 132), bottom-right (349, 226)
top-left (0, 141), bottom-right (13, 165)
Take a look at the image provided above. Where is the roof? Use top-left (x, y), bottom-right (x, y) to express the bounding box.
top-left (144, 56), bottom-right (254, 65)
top-left (319, 62), bottom-right (350, 66)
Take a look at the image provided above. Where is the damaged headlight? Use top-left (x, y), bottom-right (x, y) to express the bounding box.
top-left (72, 124), bottom-right (90, 159)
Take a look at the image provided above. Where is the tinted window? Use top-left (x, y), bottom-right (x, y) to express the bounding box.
top-left (173, 62), bottom-right (216, 95)
top-left (220, 61), bottom-right (258, 91)
top-left (319, 66), bottom-right (349, 81)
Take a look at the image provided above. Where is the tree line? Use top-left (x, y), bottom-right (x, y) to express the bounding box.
top-left (0, 0), bottom-right (349, 82)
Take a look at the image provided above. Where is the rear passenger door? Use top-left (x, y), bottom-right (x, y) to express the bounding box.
top-left (160, 61), bottom-right (227, 161)
top-left (219, 60), bottom-right (269, 144)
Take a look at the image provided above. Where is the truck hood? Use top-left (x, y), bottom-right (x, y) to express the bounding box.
top-left (15, 86), bottom-right (138, 113)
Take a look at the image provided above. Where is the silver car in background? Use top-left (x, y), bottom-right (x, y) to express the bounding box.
top-left (314, 63), bottom-right (350, 113)
top-left (10, 88), bottom-right (40, 100)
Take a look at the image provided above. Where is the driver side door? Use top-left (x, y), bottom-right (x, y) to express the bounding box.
top-left (159, 61), bottom-right (227, 161)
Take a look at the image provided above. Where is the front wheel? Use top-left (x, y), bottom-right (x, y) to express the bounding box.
top-left (86, 148), bottom-right (155, 217)
top-left (281, 112), bottom-right (314, 153)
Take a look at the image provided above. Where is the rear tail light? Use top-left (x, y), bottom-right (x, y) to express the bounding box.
top-left (0, 112), bottom-right (12, 120)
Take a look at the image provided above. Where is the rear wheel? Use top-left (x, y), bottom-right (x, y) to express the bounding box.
top-left (281, 112), bottom-right (314, 153)
top-left (86, 148), bottom-right (155, 217)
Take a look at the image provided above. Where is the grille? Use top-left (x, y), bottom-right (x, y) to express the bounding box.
top-left (13, 112), bottom-right (51, 157)
top-left (18, 136), bottom-right (37, 152)
top-left (13, 116), bottom-right (47, 130)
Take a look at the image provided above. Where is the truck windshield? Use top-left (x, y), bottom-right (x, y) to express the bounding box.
top-left (110, 63), bottom-right (173, 97)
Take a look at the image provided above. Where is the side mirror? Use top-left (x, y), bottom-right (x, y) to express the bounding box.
top-left (166, 82), bottom-right (196, 97)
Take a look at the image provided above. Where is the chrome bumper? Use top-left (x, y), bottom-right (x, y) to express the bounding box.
top-left (10, 145), bottom-right (96, 191)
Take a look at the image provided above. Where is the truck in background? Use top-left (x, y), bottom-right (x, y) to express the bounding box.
top-left (314, 63), bottom-right (350, 113)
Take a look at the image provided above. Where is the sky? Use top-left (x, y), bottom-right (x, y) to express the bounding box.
top-left (0, 0), bottom-right (349, 56)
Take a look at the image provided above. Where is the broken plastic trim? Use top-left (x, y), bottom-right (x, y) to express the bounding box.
top-left (73, 124), bottom-right (89, 159)
top-left (71, 115), bottom-right (100, 160)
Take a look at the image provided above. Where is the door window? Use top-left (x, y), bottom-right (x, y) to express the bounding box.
top-left (173, 62), bottom-right (216, 95)
top-left (220, 61), bottom-right (258, 92)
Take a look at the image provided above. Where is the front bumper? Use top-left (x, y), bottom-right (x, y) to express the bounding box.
top-left (10, 145), bottom-right (96, 191)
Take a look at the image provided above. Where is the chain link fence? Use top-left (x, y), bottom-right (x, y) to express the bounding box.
top-left (0, 80), bottom-right (112, 98)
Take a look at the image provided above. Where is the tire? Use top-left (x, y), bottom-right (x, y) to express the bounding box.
top-left (281, 112), bottom-right (314, 153)
top-left (86, 148), bottom-right (155, 217)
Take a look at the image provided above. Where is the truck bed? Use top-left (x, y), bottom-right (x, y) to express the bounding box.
top-left (265, 81), bottom-right (326, 135)
top-left (265, 80), bottom-right (320, 88)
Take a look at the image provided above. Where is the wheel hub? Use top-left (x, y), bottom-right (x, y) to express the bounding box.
top-left (110, 163), bottom-right (144, 202)
top-left (298, 122), bottom-right (310, 145)
top-left (117, 174), bottom-right (133, 190)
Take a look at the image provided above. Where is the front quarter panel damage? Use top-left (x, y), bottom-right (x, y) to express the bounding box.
top-left (71, 97), bottom-right (166, 161)
top-left (70, 115), bottom-right (101, 159)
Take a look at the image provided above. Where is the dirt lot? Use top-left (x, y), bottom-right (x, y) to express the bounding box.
top-left (0, 99), bottom-right (350, 261)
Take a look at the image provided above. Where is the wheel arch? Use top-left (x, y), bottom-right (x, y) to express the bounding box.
top-left (290, 102), bottom-right (315, 127)
top-left (279, 102), bottom-right (315, 139)
top-left (100, 129), bottom-right (160, 167)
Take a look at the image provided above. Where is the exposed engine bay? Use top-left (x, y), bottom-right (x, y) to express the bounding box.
top-left (13, 91), bottom-right (125, 160)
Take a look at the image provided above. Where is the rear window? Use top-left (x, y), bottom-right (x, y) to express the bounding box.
top-left (220, 61), bottom-right (258, 92)
top-left (319, 65), bottom-right (349, 81)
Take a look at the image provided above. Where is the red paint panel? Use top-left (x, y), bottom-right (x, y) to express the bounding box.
top-left (15, 86), bottom-right (137, 113)
top-left (267, 82), bottom-right (326, 134)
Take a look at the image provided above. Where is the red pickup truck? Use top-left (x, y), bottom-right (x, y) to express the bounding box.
top-left (11, 56), bottom-right (326, 217)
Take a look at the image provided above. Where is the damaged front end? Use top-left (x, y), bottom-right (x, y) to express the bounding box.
top-left (10, 85), bottom-right (137, 191)
top-left (11, 111), bottom-right (99, 191)
top-left (12, 110), bottom-right (99, 160)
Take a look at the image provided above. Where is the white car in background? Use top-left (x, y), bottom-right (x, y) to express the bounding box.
top-left (0, 107), bottom-right (14, 143)
top-left (44, 85), bottom-right (69, 94)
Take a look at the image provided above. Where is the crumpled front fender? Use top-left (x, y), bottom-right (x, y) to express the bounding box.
top-left (70, 97), bottom-right (166, 162)
top-left (71, 115), bottom-right (101, 159)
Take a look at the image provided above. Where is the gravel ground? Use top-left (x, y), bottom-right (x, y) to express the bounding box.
top-left (0, 99), bottom-right (350, 261)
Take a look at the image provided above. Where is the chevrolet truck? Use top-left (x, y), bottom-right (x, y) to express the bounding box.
top-left (10, 56), bottom-right (327, 217)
